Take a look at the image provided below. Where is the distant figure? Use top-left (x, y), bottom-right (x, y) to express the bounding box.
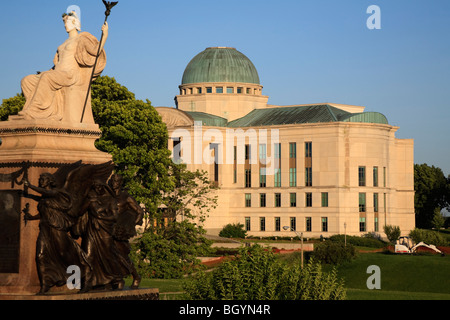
top-left (17, 11), bottom-right (107, 123)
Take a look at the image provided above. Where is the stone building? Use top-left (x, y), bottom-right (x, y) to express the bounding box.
top-left (156, 47), bottom-right (415, 238)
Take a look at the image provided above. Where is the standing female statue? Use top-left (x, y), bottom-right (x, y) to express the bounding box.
top-left (17, 11), bottom-right (108, 123)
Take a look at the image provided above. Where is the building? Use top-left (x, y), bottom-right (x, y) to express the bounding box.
top-left (156, 47), bottom-right (415, 238)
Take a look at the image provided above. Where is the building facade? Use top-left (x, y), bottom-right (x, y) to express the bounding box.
top-left (156, 47), bottom-right (415, 238)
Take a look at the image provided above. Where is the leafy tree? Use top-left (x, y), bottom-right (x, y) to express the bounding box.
top-left (383, 225), bottom-right (401, 243)
top-left (414, 164), bottom-right (449, 228)
top-left (0, 93), bottom-right (25, 121)
top-left (431, 208), bottom-right (445, 231)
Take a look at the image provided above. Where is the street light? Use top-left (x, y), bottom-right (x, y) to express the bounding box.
top-left (283, 226), bottom-right (304, 268)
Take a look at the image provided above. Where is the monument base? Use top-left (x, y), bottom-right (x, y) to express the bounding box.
top-left (0, 119), bottom-right (112, 295)
top-left (0, 288), bottom-right (160, 301)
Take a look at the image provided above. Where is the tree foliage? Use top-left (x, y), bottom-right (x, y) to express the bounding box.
top-left (414, 164), bottom-right (449, 228)
top-left (219, 223), bottom-right (247, 239)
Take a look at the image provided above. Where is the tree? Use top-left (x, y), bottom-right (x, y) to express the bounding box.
top-left (414, 164), bottom-right (449, 228)
top-left (431, 208), bottom-right (445, 231)
top-left (0, 93), bottom-right (25, 121)
top-left (383, 225), bottom-right (401, 243)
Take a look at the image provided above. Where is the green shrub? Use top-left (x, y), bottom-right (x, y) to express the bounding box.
top-left (329, 234), bottom-right (386, 248)
top-left (183, 245), bottom-right (346, 300)
top-left (219, 223), bottom-right (247, 239)
top-left (384, 225), bottom-right (401, 243)
top-left (409, 228), bottom-right (449, 246)
top-left (312, 241), bottom-right (357, 265)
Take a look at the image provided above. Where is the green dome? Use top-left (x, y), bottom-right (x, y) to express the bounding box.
top-left (182, 47), bottom-right (260, 85)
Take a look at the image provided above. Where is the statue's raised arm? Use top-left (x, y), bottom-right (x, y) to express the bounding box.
top-left (15, 10), bottom-right (107, 124)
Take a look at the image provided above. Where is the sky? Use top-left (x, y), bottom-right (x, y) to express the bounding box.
top-left (0, 0), bottom-right (449, 175)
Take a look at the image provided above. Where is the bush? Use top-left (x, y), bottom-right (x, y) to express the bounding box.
top-left (312, 241), bottom-right (357, 265)
top-left (384, 225), bottom-right (401, 243)
top-left (219, 223), bottom-right (247, 239)
top-left (183, 245), bottom-right (346, 300)
top-left (329, 234), bottom-right (386, 248)
top-left (409, 228), bottom-right (449, 246)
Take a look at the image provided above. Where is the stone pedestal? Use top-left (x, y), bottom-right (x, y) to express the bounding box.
top-left (0, 119), bottom-right (112, 295)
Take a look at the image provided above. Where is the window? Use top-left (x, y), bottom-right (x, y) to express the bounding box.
top-left (374, 216), bottom-right (379, 232)
top-left (289, 142), bottom-right (297, 158)
top-left (383, 167), bottom-right (387, 187)
top-left (359, 166), bottom-right (366, 187)
top-left (197, 87), bottom-right (202, 94)
top-left (359, 217), bottom-right (366, 232)
top-left (321, 192), bottom-right (329, 207)
top-left (274, 143), bottom-right (281, 159)
top-left (305, 167), bottom-right (312, 187)
top-left (245, 194), bottom-right (251, 207)
top-left (275, 217), bottom-right (281, 232)
top-left (384, 193), bottom-right (387, 213)
top-left (206, 87), bottom-right (212, 93)
top-left (305, 142), bottom-right (312, 158)
top-left (237, 87), bottom-right (243, 94)
top-left (306, 217), bottom-right (312, 232)
top-left (373, 167), bottom-right (378, 187)
top-left (227, 87), bottom-right (234, 94)
top-left (245, 144), bottom-right (251, 161)
top-left (172, 138), bottom-right (181, 163)
top-left (245, 169), bottom-right (251, 188)
top-left (233, 169), bottom-right (237, 184)
top-left (290, 193), bottom-right (297, 207)
top-left (259, 168), bottom-right (266, 188)
top-left (274, 168), bottom-right (281, 187)
top-left (245, 217), bottom-right (251, 231)
top-left (306, 193), bottom-right (312, 207)
top-left (260, 217), bottom-right (266, 231)
top-left (259, 144), bottom-right (267, 162)
top-left (216, 87), bottom-right (223, 93)
top-left (289, 168), bottom-right (297, 187)
top-left (374, 193), bottom-right (379, 213)
top-left (359, 193), bottom-right (366, 212)
top-left (290, 217), bottom-right (296, 231)
top-left (321, 217), bottom-right (328, 232)
top-left (260, 193), bottom-right (266, 208)
top-left (275, 193), bottom-right (281, 207)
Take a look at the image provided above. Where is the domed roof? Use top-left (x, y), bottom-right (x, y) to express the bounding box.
top-left (182, 47), bottom-right (260, 85)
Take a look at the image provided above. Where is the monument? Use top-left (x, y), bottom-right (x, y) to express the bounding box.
top-left (0, 2), bottom-right (158, 300)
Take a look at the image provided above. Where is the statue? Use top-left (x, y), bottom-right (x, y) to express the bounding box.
top-left (16, 11), bottom-right (108, 123)
top-left (23, 161), bottom-right (115, 294)
top-left (109, 174), bottom-right (144, 289)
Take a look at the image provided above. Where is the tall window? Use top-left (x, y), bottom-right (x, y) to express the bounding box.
top-left (259, 144), bottom-right (267, 162)
top-left (274, 168), bottom-right (281, 187)
top-left (373, 167), bottom-right (378, 187)
top-left (290, 217), bottom-right (296, 231)
top-left (359, 166), bottom-right (366, 187)
top-left (274, 143), bottom-right (281, 159)
top-left (289, 142), bottom-right (297, 158)
top-left (383, 167), bottom-right (387, 187)
top-left (172, 138), bottom-right (181, 163)
top-left (321, 192), bottom-right (329, 207)
top-left (259, 168), bottom-right (266, 187)
top-left (374, 193), bottom-right (379, 213)
top-left (305, 142), bottom-right (312, 158)
top-left (260, 217), bottom-right (266, 231)
top-left (275, 217), bottom-right (281, 232)
top-left (245, 144), bottom-right (251, 161)
top-left (359, 193), bottom-right (366, 212)
top-left (374, 215), bottom-right (379, 232)
top-left (275, 193), bottom-right (281, 207)
top-left (245, 169), bottom-right (251, 188)
top-left (245, 217), bottom-right (251, 231)
top-left (306, 217), bottom-right (312, 232)
top-left (289, 168), bottom-right (297, 187)
top-left (290, 193), bottom-right (297, 207)
top-left (306, 193), bottom-right (312, 207)
top-left (305, 167), bottom-right (312, 187)
top-left (321, 217), bottom-right (328, 232)
top-left (260, 193), bottom-right (266, 208)
top-left (245, 194), bottom-right (251, 207)
top-left (359, 217), bottom-right (366, 232)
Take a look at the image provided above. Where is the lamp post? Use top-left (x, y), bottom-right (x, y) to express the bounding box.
top-left (283, 226), bottom-right (303, 269)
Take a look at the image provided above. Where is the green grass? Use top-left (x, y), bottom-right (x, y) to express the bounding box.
top-left (331, 251), bottom-right (450, 299)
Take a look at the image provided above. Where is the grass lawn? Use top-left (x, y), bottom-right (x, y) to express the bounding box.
top-left (331, 251), bottom-right (450, 300)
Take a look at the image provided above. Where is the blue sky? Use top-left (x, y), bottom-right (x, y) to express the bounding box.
top-left (0, 1), bottom-right (449, 175)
